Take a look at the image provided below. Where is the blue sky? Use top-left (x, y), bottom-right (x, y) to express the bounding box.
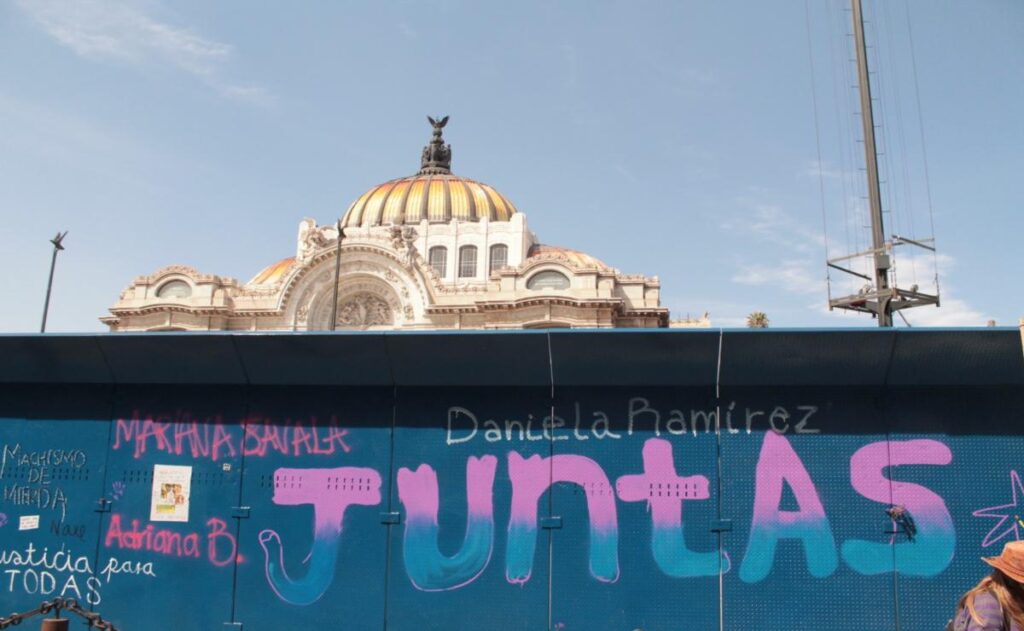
top-left (1, 0), bottom-right (1020, 331)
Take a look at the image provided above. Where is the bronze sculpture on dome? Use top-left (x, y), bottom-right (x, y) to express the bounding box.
top-left (419, 115), bottom-right (452, 174)
top-left (427, 115), bottom-right (448, 130)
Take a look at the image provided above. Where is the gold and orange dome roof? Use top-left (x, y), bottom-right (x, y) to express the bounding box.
top-left (340, 116), bottom-right (518, 229)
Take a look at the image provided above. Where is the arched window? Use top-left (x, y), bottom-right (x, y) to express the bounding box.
top-left (526, 270), bottom-right (570, 290)
top-left (428, 246), bottom-right (447, 277)
top-left (156, 280), bottom-right (192, 298)
top-left (488, 244), bottom-right (508, 274)
top-left (458, 245), bottom-right (477, 278)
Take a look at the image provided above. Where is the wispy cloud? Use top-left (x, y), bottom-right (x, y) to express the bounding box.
top-left (803, 159), bottom-right (854, 181)
top-left (16, 0), bottom-right (272, 105)
top-left (732, 259), bottom-right (826, 296)
top-left (888, 253), bottom-right (990, 327)
top-left (721, 201), bottom-right (826, 256)
top-left (901, 295), bottom-right (988, 327)
top-left (721, 201), bottom-right (829, 307)
top-left (720, 197), bottom-right (989, 327)
top-left (813, 251), bottom-right (990, 327)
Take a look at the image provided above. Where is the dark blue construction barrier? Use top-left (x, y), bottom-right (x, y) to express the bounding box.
top-left (0, 329), bottom-right (1022, 630)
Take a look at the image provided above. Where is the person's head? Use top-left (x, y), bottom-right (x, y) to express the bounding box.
top-left (983, 540), bottom-right (1024, 587)
top-left (961, 541), bottom-right (1024, 627)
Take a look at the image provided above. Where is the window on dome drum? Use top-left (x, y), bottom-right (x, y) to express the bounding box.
top-left (155, 280), bottom-right (192, 299)
top-left (458, 246), bottom-right (477, 278)
top-left (527, 270), bottom-right (570, 290)
top-left (429, 246), bottom-right (447, 277)
top-left (488, 244), bottom-right (508, 274)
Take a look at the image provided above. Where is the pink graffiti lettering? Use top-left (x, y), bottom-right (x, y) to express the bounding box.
top-left (105, 514), bottom-right (201, 558)
top-left (511, 453), bottom-right (618, 532)
top-left (739, 432), bottom-right (838, 582)
top-left (258, 467), bottom-right (382, 605)
top-left (242, 417), bottom-right (351, 458)
top-left (112, 411), bottom-right (352, 461)
top-left (206, 518), bottom-right (237, 567)
top-left (616, 439), bottom-right (717, 577)
top-left (399, 457), bottom-right (497, 525)
top-left (507, 452), bottom-right (619, 583)
top-left (104, 513), bottom-right (238, 566)
top-left (616, 438), bottom-right (710, 515)
top-left (843, 439), bottom-right (954, 576)
top-left (268, 467), bottom-right (381, 529)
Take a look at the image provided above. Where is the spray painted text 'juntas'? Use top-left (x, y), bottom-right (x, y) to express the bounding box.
top-left (257, 431), bottom-right (952, 605)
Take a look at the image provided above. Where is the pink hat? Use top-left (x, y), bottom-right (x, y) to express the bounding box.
top-left (982, 540), bottom-right (1024, 583)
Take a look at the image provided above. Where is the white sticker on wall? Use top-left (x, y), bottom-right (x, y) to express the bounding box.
top-left (150, 464), bottom-right (192, 522)
top-left (18, 515), bottom-right (40, 530)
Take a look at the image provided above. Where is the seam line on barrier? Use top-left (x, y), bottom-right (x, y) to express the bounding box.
top-left (229, 336), bottom-right (251, 385)
top-left (882, 331), bottom-right (899, 387)
top-left (89, 380), bottom-right (119, 615)
top-left (546, 331), bottom-right (555, 400)
top-left (546, 330), bottom-right (555, 631)
top-left (715, 327), bottom-right (725, 631)
top-left (93, 337), bottom-right (116, 385)
top-left (227, 366), bottom-right (253, 625)
top-left (381, 336), bottom-right (398, 631)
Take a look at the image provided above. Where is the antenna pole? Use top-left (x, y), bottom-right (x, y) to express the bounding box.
top-left (826, 2), bottom-right (939, 323)
top-left (851, 0), bottom-right (892, 327)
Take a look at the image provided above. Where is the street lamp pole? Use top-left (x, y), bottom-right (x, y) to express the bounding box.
top-left (40, 231), bottom-right (68, 333)
top-left (329, 220), bottom-right (342, 331)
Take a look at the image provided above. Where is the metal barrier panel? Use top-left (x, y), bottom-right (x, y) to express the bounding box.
top-left (889, 386), bottom-right (1024, 630)
top-left (96, 386), bottom-right (245, 630)
top-left (550, 386), bottom-right (721, 631)
top-left (719, 386), bottom-right (898, 631)
top-left (0, 385), bottom-right (111, 613)
top-left (1, 330), bottom-right (1022, 631)
top-left (233, 386), bottom-right (392, 631)
top-left (387, 387), bottom-right (551, 631)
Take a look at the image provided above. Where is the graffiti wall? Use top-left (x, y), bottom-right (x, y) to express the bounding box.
top-left (0, 330), bottom-right (1021, 630)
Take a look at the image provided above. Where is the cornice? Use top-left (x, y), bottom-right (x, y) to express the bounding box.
top-left (108, 304), bottom-right (232, 317)
top-left (473, 296), bottom-right (625, 311)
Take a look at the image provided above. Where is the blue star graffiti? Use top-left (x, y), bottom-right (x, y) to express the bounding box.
top-left (973, 470), bottom-right (1024, 548)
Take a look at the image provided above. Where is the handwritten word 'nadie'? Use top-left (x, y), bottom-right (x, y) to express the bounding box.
top-left (447, 399), bottom-right (819, 446)
top-left (257, 433), bottom-right (952, 605)
top-left (113, 412), bottom-right (351, 461)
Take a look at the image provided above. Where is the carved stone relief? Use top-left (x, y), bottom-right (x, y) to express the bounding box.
top-left (336, 293), bottom-right (393, 328)
top-left (388, 225), bottom-right (418, 268)
top-left (297, 219), bottom-right (334, 263)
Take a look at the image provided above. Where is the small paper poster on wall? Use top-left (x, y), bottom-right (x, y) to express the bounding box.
top-left (150, 464), bottom-right (192, 522)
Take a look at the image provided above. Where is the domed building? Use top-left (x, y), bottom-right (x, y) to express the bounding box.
top-left (103, 118), bottom-right (709, 331)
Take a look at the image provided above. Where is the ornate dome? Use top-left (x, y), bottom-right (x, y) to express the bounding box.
top-left (527, 244), bottom-right (613, 271)
top-left (341, 116), bottom-right (518, 229)
top-left (249, 257), bottom-right (294, 285)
